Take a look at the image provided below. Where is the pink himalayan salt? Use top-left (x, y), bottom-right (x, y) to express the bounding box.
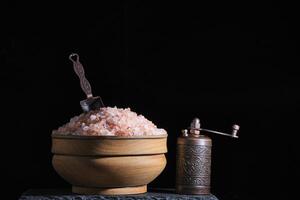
top-left (52, 106), bottom-right (167, 136)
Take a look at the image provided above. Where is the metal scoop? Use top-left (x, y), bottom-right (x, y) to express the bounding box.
top-left (69, 53), bottom-right (105, 112)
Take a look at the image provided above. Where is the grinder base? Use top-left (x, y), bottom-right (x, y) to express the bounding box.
top-left (176, 185), bottom-right (210, 195)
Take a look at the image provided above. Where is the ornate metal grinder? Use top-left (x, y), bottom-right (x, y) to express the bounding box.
top-left (176, 118), bottom-right (239, 195)
top-left (69, 53), bottom-right (105, 112)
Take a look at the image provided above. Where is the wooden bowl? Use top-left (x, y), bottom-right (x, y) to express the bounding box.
top-left (51, 134), bottom-right (168, 195)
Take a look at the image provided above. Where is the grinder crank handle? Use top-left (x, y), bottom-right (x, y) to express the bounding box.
top-left (200, 124), bottom-right (240, 138)
top-left (190, 118), bottom-right (239, 138)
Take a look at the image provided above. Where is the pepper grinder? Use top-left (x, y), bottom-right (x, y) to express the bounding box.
top-left (176, 118), bottom-right (239, 194)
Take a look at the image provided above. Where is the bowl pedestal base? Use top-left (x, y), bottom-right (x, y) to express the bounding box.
top-left (72, 185), bottom-right (147, 195)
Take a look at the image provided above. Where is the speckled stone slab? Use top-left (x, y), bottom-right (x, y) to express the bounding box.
top-left (19, 189), bottom-right (219, 200)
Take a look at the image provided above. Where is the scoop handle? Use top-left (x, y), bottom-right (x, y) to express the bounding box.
top-left (69, 53), bottom-right (93, 98)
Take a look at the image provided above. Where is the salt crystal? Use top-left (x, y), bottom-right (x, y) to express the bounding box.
top-left (82, 126), bottom-right (89, 131)
top-left (90, 115), bottom-right (97, 121)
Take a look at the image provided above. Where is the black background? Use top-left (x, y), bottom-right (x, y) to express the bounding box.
top-left (1, 1), bottom-right (299, 200)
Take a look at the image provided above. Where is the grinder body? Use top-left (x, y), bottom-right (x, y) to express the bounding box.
top-left (176, 134), bottom-right (212, 195)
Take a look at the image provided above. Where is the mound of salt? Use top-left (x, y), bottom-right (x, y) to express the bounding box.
top-left (52, 107), bottom-right (167, 136)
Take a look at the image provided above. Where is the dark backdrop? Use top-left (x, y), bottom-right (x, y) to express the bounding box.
top-left (1, 1), bottom-right (299, 200)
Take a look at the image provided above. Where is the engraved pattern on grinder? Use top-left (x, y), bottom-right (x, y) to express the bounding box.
top-left (184, 176), bottom-right (210, 186)
top-left (176, 144), bottom-right (211, 187)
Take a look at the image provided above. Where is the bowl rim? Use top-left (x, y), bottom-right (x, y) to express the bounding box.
top-left (52, 133), bottom-right (168, 140)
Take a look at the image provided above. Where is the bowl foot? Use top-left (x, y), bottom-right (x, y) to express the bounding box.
top-left (72, 185), bottom-right (147, 195)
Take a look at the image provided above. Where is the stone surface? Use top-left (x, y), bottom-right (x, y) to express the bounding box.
top-left (19, 189), bottom-right (219, 200)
